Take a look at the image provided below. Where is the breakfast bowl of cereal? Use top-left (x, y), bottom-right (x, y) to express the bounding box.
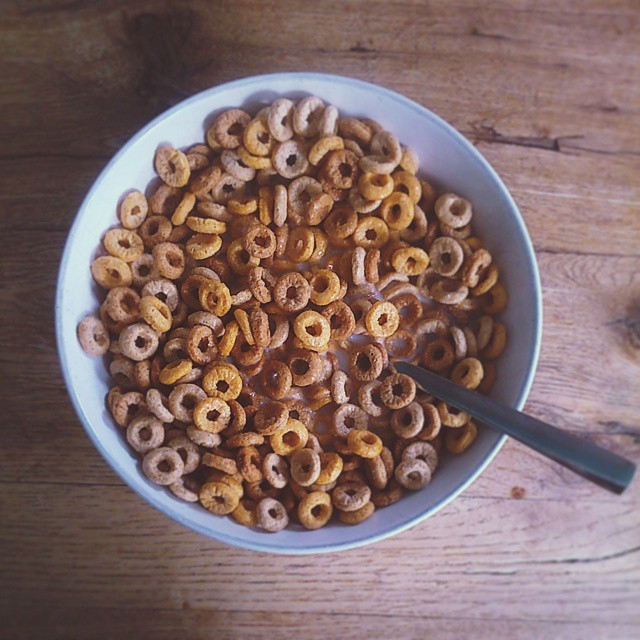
top-left (56, 72), bottom-right (542, 553)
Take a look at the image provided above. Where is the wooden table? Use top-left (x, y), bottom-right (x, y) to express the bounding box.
top-left (1, 1), bottom-right (639, 638)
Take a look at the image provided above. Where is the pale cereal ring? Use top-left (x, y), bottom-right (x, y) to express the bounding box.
top-left (187, 426), bottom-right (221, 448)
top-left (168, 383), bottom-right (206, 423)
top-left (146, 388), bottom-right (174, 423)
top-left (212, 173), bottom-right (247, 204)
top-left (119, 322), bottom-right (159, 361)
top-left (353, 216), bottom-right (390, 249)
top-left (430, 278), bottom-right (469, 305)
top-left (224, 431), bottom-right (265, 449)
top-left (332, 481), bottom-right (371, 512)
top-left (390, 293), bottom-right (423, 329)
top-left (434, 193), bottom-right (473, 228)
top-left (221, 149), bottom-right (256, 182)
top-left (371, 479), bottom-right (404, 508)
top-left (451, 325), bottom-right (468, 361)
top-left (149, 184), bottom-right (183, 215)
top-left (290, 448), bottom-right (321, 487)
top-left (131, 254), bottom-right (160, 288)
top-left (298, 491), bottom-right (333, 530)
top-left (213, 109), bottom-right (251, 149)
top-left (186, 215), bottom-right (227, 234)
top-left (318, 105), bottom-right (339, 137)
top-left (256, 497), bottom-right (289, 532)
top-left (77, 316), bottom-right (109, 356)
top-left (395, 458), bottom-right (431, 490)
top-left (399, 145), bottom-right (419, 174)
top-left (248, 266), bottom-right (276, 304)
top-left (293, 310), bottom-right (331, 349)
top-left (332, 403), bottom-right (368, 439)
top-left (110, 391), bottom-right (146, 427)
top-left (288, 176), bottom-right (323, 217)
top-left (365, 448), bottom-right (393, 490)
top-left (446, 420), bottom-right (478, 454)
top-left (167, 436), bottom-right (200, 474)
top-left (380, 373), bottom-right (416, 409)
top-left (272, 139), bottom-right (309, 179)
top-left (242, 223), bottom-right (276, 259)
top-left (305, 192), bottom-right (333, 226)
top-left (120, 190), bottom-right (148, 229)
top-left (190, 165), bottom-right (222, 198)
top-left (254, 401), bottom-right (288, 436)
top-left (293, 96), bottom-right (325, 137)
top-left (154, 146), bottom-right (190, 187)
top-left (451, 357), bottom-right (484, 390)
top-left (140, 279), bottom-right (178, 313)
top-left (477, 315), bottom-right (494, 351)
top-left (169, 475), bottom-right (200, 503)
top-left (437, 401), bottom-right (469, 428)
top-left (330, 370), bottom-right (352, 405)
top-left (288, 348), bottom-right (322, 387)
top-left (348, 185), bottom-right (381, 214)
top-left (242, 117), bottom-right (274, 156)
top-left (103, 228), bottom-right (144, 264)
top-left (370, 130), bottom-right (402, 164)
top-left (237, 445), bottom-right (263, 483)
top-left (267, 98), bottom-right (295, 142)
top-left (429, 237), bottom-right (464, 277)
top-left (262, 452), bottom-right (289, 488)
top-left (142, 447), bottom-right (185, 486)
top-left (359, 154), bottom-right (397, 175)
top-left (273, 183), bottom-right (288, 227)
top-left (109, 356), bottom-right (137, 389)
top-left (350, 246), bottom-right (366, 285)
top-left (365, 300), bottom-right (400, 338)
top-left (274, 272), bottom-right (311, 313)
top-left (401, 441), bottom-right (439, 474)
top-left (91, 256), bottom-right (132, 289)
top-left (385, 329), bottom-right (417, 360)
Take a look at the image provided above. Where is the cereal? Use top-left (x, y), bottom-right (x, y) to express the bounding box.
top-left (79, 95), bottom-right (508, 532)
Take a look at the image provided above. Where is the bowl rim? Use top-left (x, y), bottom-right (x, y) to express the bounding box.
top-left (56, 71), bottom-right (543, 554)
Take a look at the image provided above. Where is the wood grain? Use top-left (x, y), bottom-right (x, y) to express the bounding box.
top-left (1, 0), bottom-right (639, 638)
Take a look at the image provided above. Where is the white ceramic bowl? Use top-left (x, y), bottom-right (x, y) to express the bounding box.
top-left (56, 72), bottom-right (542, 554)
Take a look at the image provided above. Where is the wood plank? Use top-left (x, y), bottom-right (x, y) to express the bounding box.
top-left (1, 483), bottom-right (638, 624)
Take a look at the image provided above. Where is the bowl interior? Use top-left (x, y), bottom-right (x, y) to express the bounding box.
top-left (57, 73), bottom-right (541, 554)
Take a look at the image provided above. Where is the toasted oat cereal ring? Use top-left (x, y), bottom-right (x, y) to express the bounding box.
top-left (242, 117), bottom-right (274, 156)
top-left (149, 184), bottom-right (182, 215)
top-left (353, 216), bottom-right (390, 249)
top-left (216, 321), bottom-right (239, 359)
top-left (151, 242), bottom-right (184, 280)
top-left (273, 272), bottom-right (310, 313)
top-left (371, 478), bottom-right (404, 508)
top-left (446, 420), bottom-right (478, 454)
top-left (338, 117), bottom-right (373, 145)
top-left (126, 414), bottom-right (164, 454)
top-left (193, 396), bottom-right (231, 433)
top-left (451, 357), bottom-right (484, 390)
top-left (139, 215), bottom-right (173, 249)
top-left (167, 474), bottom-right (200, 504)
top-left (449, 326), bottom-right (467, 362)
top-left (262, 452), bottom-right (289, 488)
top-left (371, 130), bottom-right (402, 163)
top-left (206, 468), bottom-right (245, 494)
top-left (261, 360), bottom-right (292, 400)
top-left (391, 402), bottom-right (424, 439)
top-left (461, 249), bottom-right (492, 288)
top-left (142, 447), bottom-right (184, 485)
top-left (109, 356), bottom-right (137, 389)
top-left (477, 362), bottom-right (496, 395)
top-left (308, 135), bottom-right (344, 166)
top-left (365, 301), bottom-right (400, 339)
top-left (185, 215), bottom-right (227, 235)
top-left (187, 425), bottom-right (221, 448)
top-left (227, 196), bottom-right (259, 217)
top-left (430, 278), bottom-right (469, 305)
top-left (437, 401), bottom-right (469, 428)
top-left (255, 188), bottom-right (274, 227)
top-left (380, 373), bottom-right (416, 410)
top-left (256, 497), bottom-right (289, 532)
top-left (91, 256), bottom-right (132, 290)
top-left (315, 452), bottom-right (343, 485)
top-left (421, 337), bottom-right (455, 373)
top-left (293, 311), bottom-right (331, 349)
top-left (359, 154), bottom-right (397, 175)
top-left (390, 247), bottom-right (429, 276)
top-left (254, 401), bottom-right (288, 436)
top-left (238, 224), bottom-right (275, 260)
top-left (380, 192), bottom-right (414, 231)
top-left (237, 445), bottom-right (264, 484)
top-left (318, 104), bottom-right (338, 137)
top-left (482, 282), bottom-right (508, 315)
top-left (287, 348), bottom-right (322, 387)
top-left (167, 436), bottom-right (200, 474)
top-left (233, 309), bottom-right (254, 346)
top-left (110, 390), bottom-right (146, 427)
top-left (305, 192), bottom-right (333, 226)
top-left (296, 491), bottom-right (332, 530)
top-left (338, 501), bottom-right (375, 525)
top-left (246, 308), bottom-right (269, 349)
top-left (291, 448), bottom-right (321, 487)
top-left (244, 477), bottom-right (279, 502)
top-left (139, 295), bottom-right (172, 332)
top-left (169, 191), bottom-right (195, 226)
top-left (428, 237), bottom-right (464, 278)
top-left (482, 322), bottom-right (507, 360)
top-left (270, 418), bottom-right (309, 456)
top-left (140, 279), bottom-right (178, 313)
top-left (434, 193), bottom-right (473, 228)
top-left (401, 441), bottom-right (439, 474)
top-left (186, 147), bottom-right (210, 171)
top-left (77, 316), bottom-right (109, 356)
top-left (365, 448), bottom-right (393, 490)
top-left (398, 204), bottom-right (426, 244)
top-left (476, 315), bottom-right (494, 352)
top-left (306, 269), bottom-right (339, 306)
top-left (472, 264), bottom-right (500, 297)
top-left (145, 388), bottom-right (174, 423)
top-left (391, 170), bottom-right (422, 204)
top-left (267, 98), bottom-right (295, 142)
top-left (213, 109), bottom-right (251, 149)
top-left (211, 173), bottom-right (248, 204)
top-left (349, 246), bottom-right (366, 285)
top-left (168, 383), bottom-right (206, 423)
top-left (358, 172), bottom-right (394, 200)
top-left (285, 226), bottom-right (315, 262)
top-left (230, 331), bottom-right (264, 367)
top-left (460, 326), bottom-right (478, 358)
top-left (323, 204), bottom-right (358, 240)
top-left (225, 238), bottom-right (259, 276)
top-left (357, 380), bottom-right (387, 418)
top-left (158, 358), bottom-right (192, 385)
top-left (202, 452), bottom-right (239, 476)
top-left (184, 233), bottom-right (221, 260)
top-left (286, 176), bottom-right (323, 219)
top-left (348, 184), bottom-right (381, 214)
top-left (330, 370), bottom-right (352, 405)
top-left (322, 149), bottom-right (359, 189)
top-left (394, 458), bottom-right (431, 490)
top-left (389, 293), bottom-right (422, 329)
top-left (385, 329), bottom-right (417, 360)
top-left (190, 164), bottom-right (222, 198)
top-left (200, 481), bottom-right (241, 515)
top-left (197, 280), bottom-right (231, 317)
top-left (332, 403), bottom-right (369, 439)
top-left (131, 254), bottom-right (160, 288)
top-left (320, 301), bottom-right (355, 342)
top-left (120, 190), bottom-right (148, 229)
top-left (272, 139), bottom-right (309, 179)
top-left (103, 228), bottom-right (144, 263)
top-left (226, 432), bottom-right (264, 449)
top-left (134, 359), bottom-right (151, 390)
top-left (185, 325), bottom-right (217, 366)
top-left (332, 481), bottom-right (371, 512)
top-left (347, 429), bottom-right (383, 459)
top-left (362, 249), bottom-right (380, 285)
top-left (221, 399), bottom-right (247, 437)
top-left (154, 146), bottom-right (190, 187)
top-left (119, 323), bottom-right (159, 361)
top-left (348, 343), bottom-right (385, 383)
top-left (292, 95), bottom-right (324, 137)
top-left (399, 145), bottom-right (419, 173)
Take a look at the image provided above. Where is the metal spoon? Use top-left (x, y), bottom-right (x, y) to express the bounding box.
top-left (394, 361), bottom-right (636, 495)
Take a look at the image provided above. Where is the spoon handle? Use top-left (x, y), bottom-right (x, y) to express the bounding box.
top-left (394, 361), bottom-right (636, 495)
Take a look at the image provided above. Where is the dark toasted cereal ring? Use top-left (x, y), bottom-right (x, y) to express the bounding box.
top-left (380, 373), bottom-right (416, 409)
top-left (421, 337), bottom-right (455, 373)
top-left (451, 357), bottom-right (484, 390)
top-left (348, 343), bottom-right (385, 382)
top-left (261, 360), bottom-right (292, 400)
top-left (321, 301), bottom-right (356, 341)
top-left (274, 272), bottom-right (311, 313)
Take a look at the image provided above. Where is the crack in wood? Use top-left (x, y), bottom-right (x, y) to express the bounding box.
top-left (470, 27), bottom-right (511, 41)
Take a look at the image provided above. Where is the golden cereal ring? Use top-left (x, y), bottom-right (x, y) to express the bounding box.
top-left (243, 117), bottom-right (275, 156)
top-left (203, 363), bottom-right (242, 400)
top-left (139, 295), bottom-right (172, 332)
top-left (435, 193), bottom-right (473, 228)
top-left (380, 192), bottom-right (414, 231)
top-left (451, 357), bottom-right (484, 390)
top-left (297, 491), bottom-right (333, 530)
top-left (446, 420), bottom-right (478, 454)
top-left (154, 146), bottom-right (190, 188)
top-left (120, 190), bottom-right (149, 229)
top-left (358, 172), bottom-right (394, 200)
top-left (472, 264), bottom-right (500, 297)
top-left (270, 418), bottom-right (309, 456)
top-left (347, 429), bottom-right (383, 459)
top-left (258, 187), bottom-right (274, 225)
top-left (91, 256), bottom-right (132, 289)
top-left (186, 216), bottom-right (227, 234)
top-left (391, 170), bottom-right (422, 204)
top-left (227, 238), bottom-right (260, 275)
top-left (339, 118), bottom-right (373, 145)
top-left (231, 498), bottom-right (258, 527)
top-left (309, 135), bottom-right (344, 165)
top-left (186, 233), bottom-right (222, 260)
top-left (309, 269), bottom-right (341, 305)
top-left (218, 320), bottom-right (240, 358)
top-left (237, 145), bottom-right (272, 170)
top-left (482, 282), bottom-right (508, 315)
top-left (338, 501), bottom-right (375, 525)
top-left (170, 192), bottom-right (196, 226)
top-left (482, 322), bottom-right (507, 359)
top-left (365, 300), bottom-right (400, 338)
top-left (316, 452), bottom-right (344, 485)
top-left (213, 109), bottom-right (251, 149)
top-left (353, 216), bottom-right (390, 249)
top-left (199, 481), bottom-right (240, 515)
top-left (293, 310), bottom-right (331, 349)
top-left (193, 396), bottom-right (231, 433)
top-left (392, 247), bottom-right (429, 276)
top-left (158, 358), bottom-right (192, 385)
top-left (399, 145), bottom-right (419, 174)
top-left (349, 185), bottom-right (381, 214)
top-left (227, 196), bottom-right (259, 216)
top-left (380, 373), bottom-right (416, 409)
top-left (199, 280), bottom-right (231, 316)
top-left (321, 301), bottom-right (355, 341)
top-left (234, 308), bottom-right (255, 345)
